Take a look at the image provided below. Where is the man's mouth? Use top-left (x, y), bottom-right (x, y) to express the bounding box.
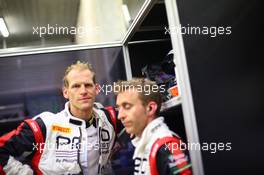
top-left (79, 97), bottom-right (91, 101)
top-left (122, 122), bottom-right (131, 127)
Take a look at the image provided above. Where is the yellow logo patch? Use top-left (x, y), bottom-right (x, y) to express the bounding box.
top-left (52, 125), bottom-right (71, 133)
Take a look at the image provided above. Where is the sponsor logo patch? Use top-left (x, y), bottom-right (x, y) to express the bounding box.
top-left (52, 125), bottom-right (71, 133)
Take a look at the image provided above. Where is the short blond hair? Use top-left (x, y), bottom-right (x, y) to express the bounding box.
top-left (63, 60), bottom-right (95, 87)
top-left (115, 78), bottom-right (162, 114)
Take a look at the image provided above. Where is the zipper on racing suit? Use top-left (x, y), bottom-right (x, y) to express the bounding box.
top-left (97, 117), bottom-right (103, 175)
top-left (77, 127), bottom-right (84, 175)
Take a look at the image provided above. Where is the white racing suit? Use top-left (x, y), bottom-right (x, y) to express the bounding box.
top-left (132, 117), bottom-right (192, 175)
top-left (0, 102), bottom-right (119, 175)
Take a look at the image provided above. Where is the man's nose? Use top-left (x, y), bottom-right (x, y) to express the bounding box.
top-left (117, 108), bottom-right (125, 120)
top-left (80, 85), bottom-right (87, 94)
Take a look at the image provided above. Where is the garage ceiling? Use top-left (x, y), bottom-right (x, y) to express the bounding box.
top-left (0, 0), bottom-right (79, 48)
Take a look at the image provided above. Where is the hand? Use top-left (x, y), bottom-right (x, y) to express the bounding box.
top-left (19, 164), bottom-right (34, 175)
top-left (3, 156), bottom-right (33, 175)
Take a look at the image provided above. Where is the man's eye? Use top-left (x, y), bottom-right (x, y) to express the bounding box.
top-left (85, 84), bottom-right (93, 88)
top-left (72, 84), bottom-right (80, 88)
top-left (124, 104), bottom-right (131, 110)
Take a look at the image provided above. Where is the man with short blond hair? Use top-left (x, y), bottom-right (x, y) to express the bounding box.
top-left (0, 61), bottom-right (120, 175)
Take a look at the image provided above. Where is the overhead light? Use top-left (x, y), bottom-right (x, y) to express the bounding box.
top-left (0, 18), bottom-right (9, 37)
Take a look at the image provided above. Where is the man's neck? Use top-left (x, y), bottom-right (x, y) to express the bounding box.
top-left (136, 116), bottom-right (156, 138)
top-left (70, 107), bottom-right (93, 121)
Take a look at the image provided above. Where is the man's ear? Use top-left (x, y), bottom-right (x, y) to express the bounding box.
top-left (147, 101), bottom-right (158, 116)
top-left (63, 87), bottom-right (69, 99)
top-left (95, 83), bottom-right (100, 95)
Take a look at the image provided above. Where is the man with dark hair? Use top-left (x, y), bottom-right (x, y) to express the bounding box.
top-left (115, 78), bottom-right (192, 175)
top-left (0, 61), bottom-right (121, 175)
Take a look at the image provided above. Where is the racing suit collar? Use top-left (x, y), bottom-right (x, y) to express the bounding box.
top-left (64, 102), bottom-right (95, 128)
top-left (132, 117), bottom-right (165, 158)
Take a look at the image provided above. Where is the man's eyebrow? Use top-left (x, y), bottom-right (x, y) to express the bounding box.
top-left (85, 82), bottom-right (93, 85)
top-left (70, 83), bottom-right (79, 86)
top-left (116, 102), bottom-right (128, 107)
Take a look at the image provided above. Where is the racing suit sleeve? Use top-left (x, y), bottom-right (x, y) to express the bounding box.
top-left (0, 118), bottom-right (45, 175)
top-left (110, 108), bottom-right (124, 135)
top-left (156, 143), bottom-right (192, 175)
top-left (103, 106), bottom-right (123, 134)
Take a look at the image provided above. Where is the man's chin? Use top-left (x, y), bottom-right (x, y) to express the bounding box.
top-left (80, 103), bottom-right (93, 110)
top-left (125, 128), bottom-right (134, 135)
